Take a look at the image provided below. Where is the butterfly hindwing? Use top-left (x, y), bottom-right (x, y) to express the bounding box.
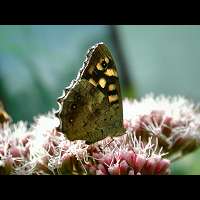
top-left (56, 42), bottom-right (125, 144)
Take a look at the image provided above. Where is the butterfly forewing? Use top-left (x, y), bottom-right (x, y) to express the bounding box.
top-left (81, 43), bottom-right (122, 106)
top-left (56, 42), bottom-right (125, 144)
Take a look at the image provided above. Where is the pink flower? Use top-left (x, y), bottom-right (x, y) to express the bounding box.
top-left (12, 112), bottom-right (169, 175)
top-left (123, 94), bottom-right (200, 161)
top-left (1, 94), bottom-right (200, 175)
top-left (0, 122), bottom-right (32, 174)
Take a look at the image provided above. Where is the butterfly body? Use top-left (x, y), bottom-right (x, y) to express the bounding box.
top-left (56, 42), bottom-right (125, 144)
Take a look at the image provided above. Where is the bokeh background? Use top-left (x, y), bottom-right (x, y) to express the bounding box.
top-left (0, 25), bottom-right (200, 174)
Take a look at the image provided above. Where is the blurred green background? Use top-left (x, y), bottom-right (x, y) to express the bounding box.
top-left (0, 25), bottom-right (200, 174)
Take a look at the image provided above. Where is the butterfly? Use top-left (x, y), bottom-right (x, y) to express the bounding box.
top-left (0, 101), bottom-right (11, 126)
top-left (55, 42), bottom-right (125, 144)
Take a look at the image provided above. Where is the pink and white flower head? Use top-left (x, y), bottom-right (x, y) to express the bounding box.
top-left (82, 133), bottom-right (170, 175)
top-left (36, 129), bottom-right (171, 175)
top-left (123, 94), bottom-right (200, 161)
top-left (1, 93), bottom-right (200, 175)
top-left (11, 111), bottom-right (170, 175)
top-left (0, 121), bottom-right (32, 174)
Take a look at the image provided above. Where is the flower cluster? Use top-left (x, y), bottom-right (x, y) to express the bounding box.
top-left (123, 94), bottom-right (200, 161)
top-left (0, 122), bottom-right (31, 174)
top-left (0, 111), bottom-right (170, 175)
top-left (0, 94), bottom-right (200, 175)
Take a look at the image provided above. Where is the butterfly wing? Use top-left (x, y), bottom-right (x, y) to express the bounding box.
top-left (81, 43), bottom-right (122, 106)
top-left (56, 43), bottom-right (125, 144)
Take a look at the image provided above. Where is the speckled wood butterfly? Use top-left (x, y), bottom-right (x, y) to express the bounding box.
top-left (55, 42), bottom-right (125, 144)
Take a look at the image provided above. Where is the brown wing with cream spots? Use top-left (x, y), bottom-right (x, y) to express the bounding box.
top-left (81, 43), bottom-right (122, 105)
top-left (56, 42), bottom-right (125, 144)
